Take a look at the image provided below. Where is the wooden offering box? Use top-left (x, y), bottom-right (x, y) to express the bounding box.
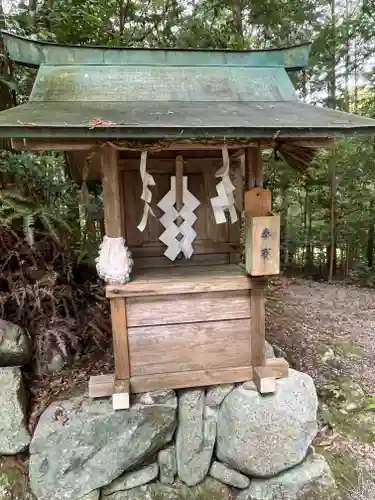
top-left (102, 263), bottom-right (288, 397)
top-left (106, 264), bottom-right (253, 392)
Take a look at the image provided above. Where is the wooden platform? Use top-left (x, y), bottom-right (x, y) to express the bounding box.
top-left (106, 264), bottom-right (252, 297)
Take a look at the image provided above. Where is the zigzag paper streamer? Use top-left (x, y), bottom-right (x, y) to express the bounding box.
top-left (158, 177), bottom-right (200, 261)
top-left (210, 145), bottom-right (238, 224)
top-left (137, 151), bottom-right (156, 232)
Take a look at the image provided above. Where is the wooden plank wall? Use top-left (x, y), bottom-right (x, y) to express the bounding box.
top-left (126, 289), bottom-right (251, 377)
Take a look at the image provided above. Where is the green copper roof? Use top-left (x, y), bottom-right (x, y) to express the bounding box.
top-left (2, 31), bottom-right (311, 69)
top-left (1, 31), bottom-right (375, 141)
top-left (30, 65), bottom-right (298, 102)
top-left (0, 101), bottom-right (375, 140)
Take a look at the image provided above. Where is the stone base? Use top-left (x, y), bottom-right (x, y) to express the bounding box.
top-left (22, 367), bottom-right (339, 500)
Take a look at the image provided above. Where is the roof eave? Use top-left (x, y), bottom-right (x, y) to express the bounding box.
top-left (0, 125), bottom-right (373, 140)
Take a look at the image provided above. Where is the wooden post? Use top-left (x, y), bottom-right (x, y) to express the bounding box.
top-left (245, 146), bottom-right (269, 391)
top-left (245, 146), bottom-right (263, 189)
top-left (101, 146), bottom-right (130, 410)
top-left (175, 155), bottom-right (183, 211)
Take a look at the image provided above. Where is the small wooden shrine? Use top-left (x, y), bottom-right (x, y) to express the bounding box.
top-left (1, 32), bottom-right (375, 409)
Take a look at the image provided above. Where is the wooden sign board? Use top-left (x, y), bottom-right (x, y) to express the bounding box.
top-left (244, 187), bottom-right (271, 217)
top-left (245, 214), bottom-right (280, 276)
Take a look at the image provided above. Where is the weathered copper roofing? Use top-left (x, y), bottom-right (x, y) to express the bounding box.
top-left (2, 32), bottom-right (311, 69)
top-left (0, 31), bottom-right (375, 140)
top-left (1, 101), bottom-right (375, 139)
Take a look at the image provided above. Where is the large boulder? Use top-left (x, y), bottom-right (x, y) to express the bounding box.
top-left (237, 452), bottom-right (339, 500)
top-left (176, 390), bottom-right (216, 486)
top-left (0, 320), bottom-right (31, 367)
top-left (319, 378), bottom-right (375, 444)
top-left (29, 390), bottom-right (177, 500)
top-left (216, 369), bottom-right (318, 477)
top-left (103, 478), bottom-right (231, 500)
top-left (0, 367), bottom-right (31, 455)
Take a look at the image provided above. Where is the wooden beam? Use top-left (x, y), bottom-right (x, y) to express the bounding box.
top-left (11, 138), bottom-right (100, 151)
top-left (88, 358), bottom-right (289, 397)
top-left (10, 137), bottom-right (334, 153)
top-left (89, 366), bottom-right (252, 397)
top-left (106, 273), bottom-right (252, 298)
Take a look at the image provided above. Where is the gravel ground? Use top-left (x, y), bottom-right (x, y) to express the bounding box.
top-left (266, 277), bottom-right (375, 499)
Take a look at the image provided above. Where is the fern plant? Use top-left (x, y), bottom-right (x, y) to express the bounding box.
top-left (0, 186), bottom-right (72, 246)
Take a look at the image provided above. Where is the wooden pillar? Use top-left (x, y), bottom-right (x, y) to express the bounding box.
top-left (245, 146), bottom-right (268, 384)
top-left (245, 146), bottom-right (263, 189)
top-left (101, 146), bottom-right (130, 410)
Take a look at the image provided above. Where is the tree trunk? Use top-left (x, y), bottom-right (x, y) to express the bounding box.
top-left (327, 0), bottom-right (336, 109)
top-left (328, 161), bottom-right (337, 281)
top-left (367, 199), bottom-right (374, 269)
top-left (344, 0), bottom-right (350, 112)
top-left (353, 39), bottom-right (358, 113)
top-left (301, 68), bottom-right (307, 103)
top-left (119, 0), bottom-right (126, 38)
top-left (231, 0), bottom-right (244, 48)
top-left (305, 187), bottom-right (314, 272)
top-left (280, 185), bottom-right (289, 267)
top-left (28, 0), bottom-right (37, 30)
top-left (302, 184), bottom-right (308, 265)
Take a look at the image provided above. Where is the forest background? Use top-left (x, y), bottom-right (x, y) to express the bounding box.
top-left (0, 0), bottom-right (374, 372)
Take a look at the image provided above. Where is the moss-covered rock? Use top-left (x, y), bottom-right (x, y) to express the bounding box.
top-left (334, 341), bottom-right (364, 359)
top-left (314, 446), bottom-right (360, 491)
top-left (317, 340), bottom-right (364, 367)
top-left (319, 378), bottom-right (375, 443)
top-left (237, 451), bottom-right (339, 500)
top-left (0, 458), bottom-right (34, 500)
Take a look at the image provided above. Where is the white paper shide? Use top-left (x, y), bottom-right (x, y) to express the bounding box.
top-left (158, 176), bottom-right (200, 261)
top-left (211, 146), bottom-right (238, 224)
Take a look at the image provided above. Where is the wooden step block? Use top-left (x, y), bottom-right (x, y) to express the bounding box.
top-left (253, 366), bottom-right (276, 394)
